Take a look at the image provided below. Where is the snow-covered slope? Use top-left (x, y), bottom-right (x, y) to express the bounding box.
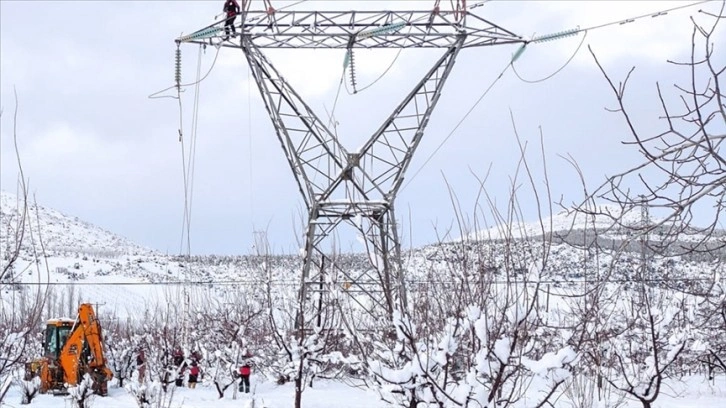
top-left (1, 191), bottom-right (173, 316)
top-left (468, 205), bottom-right (650, 241)
top-left (0, 191), bottom-right (155, 257)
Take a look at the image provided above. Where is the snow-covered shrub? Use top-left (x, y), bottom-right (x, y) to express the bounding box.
top-left (369, 294), bottom-right (577, 408)
top-left (17, 375), bottom-right (40, 404)
top-left (126, 380), bottom-right (175, 408)
top-left (559, 374), bottom-right (627, 408)
top-left (67, 373), bottom-right (95, 408)
top-left (595, 287), bottom-right (690, 408)
top-left (103, 321), bottom-right (139, 388)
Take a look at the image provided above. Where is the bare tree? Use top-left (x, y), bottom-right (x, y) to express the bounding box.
top-left (584, 5), bottom-right (725, 254)
top-left (577, 8), bottom-right (726, 402)
top-left (0, 91), bottom-right (48, 401)
top-left (358, 120), bottom-right (580, 408)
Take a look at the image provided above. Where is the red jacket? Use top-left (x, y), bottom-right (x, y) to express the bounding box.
top-left (239, 365), bottom-right (251, 376)
top-left (190, 366), bottom-right (200, 376)
top-left (224, 0), bottom-right (240, 16)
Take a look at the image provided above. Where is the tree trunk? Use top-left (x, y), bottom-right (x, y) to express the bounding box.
top-left (294, 376), bottom-right (303, 408)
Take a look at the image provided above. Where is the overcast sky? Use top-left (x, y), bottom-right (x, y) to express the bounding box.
top-left (1, 0), bottom-right (723, 255)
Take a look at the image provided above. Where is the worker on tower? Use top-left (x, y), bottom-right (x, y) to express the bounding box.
top-left (223, 0), bottom-right (241, 39)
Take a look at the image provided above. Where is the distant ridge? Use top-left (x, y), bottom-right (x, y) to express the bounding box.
top-left (467, 204), bottom-right (662, 241)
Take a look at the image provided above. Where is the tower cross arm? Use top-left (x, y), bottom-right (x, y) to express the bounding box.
top-left (179, 10), bottom-right (524, 48)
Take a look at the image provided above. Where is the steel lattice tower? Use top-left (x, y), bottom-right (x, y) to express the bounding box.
top-left (178, 6), bottom-right (523, 330)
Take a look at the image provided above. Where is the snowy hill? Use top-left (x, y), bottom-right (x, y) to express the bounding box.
top-left (467, 204), bottom-right (725, 257)
top-left (0, 191), bottom-right (155, 258)
top-left (469, 204), bottom-right (651, 241)
top-left (1, 191), bottom-right (177, 316)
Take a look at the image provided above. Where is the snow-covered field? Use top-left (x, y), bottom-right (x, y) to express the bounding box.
top-left (3, 378), bottom-right (383, 408)
top-left (3, 375), bottom-right (725, 407)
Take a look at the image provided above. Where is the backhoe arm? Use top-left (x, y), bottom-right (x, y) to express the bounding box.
top-left (58, 304), bottom-right (113, 391)
top-left (77, 304), bottom-right (110, 373)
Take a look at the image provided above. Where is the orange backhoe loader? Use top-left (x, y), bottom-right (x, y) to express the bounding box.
top-left (25, 303), bottom-right (113, 395)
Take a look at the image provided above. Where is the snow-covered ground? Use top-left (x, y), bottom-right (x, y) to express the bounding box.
top-left (2, 378), bottom-right (384, 408)
top-left (2, 375), bottom-right (726, 407)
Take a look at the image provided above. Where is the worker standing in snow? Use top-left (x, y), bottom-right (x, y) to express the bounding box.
top-left (223, 0), bottom-right (241, 39)
top-left (238, 362), bottom-right (251, 393)
top-left (188, 361), bottom-right (200, 389)
top-left (136, 348), bottom-right (146, 382)
top-left (172, 348), bottom-right (186, 387)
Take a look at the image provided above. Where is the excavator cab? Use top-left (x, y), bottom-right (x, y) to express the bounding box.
top-left (30, 319), bottom-right (77, 394)
top-left (44, 319), bottom-right (74, 359)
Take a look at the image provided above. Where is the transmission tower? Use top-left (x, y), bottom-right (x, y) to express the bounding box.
top-left (177, 5), bottom-right (524, 330)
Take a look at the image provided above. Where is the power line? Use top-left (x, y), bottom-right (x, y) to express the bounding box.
top-left (573, 0), bottom-right (712, 35)
top-left (3, 276), bottom-right (720, 287)
top-left (512, 31), bottom-right (588, 84)
top-left (400, 0), bottom-right (714, 191)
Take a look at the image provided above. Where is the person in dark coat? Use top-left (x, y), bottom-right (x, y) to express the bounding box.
top-left (172, 348), bottom-right (186, 387)
top-left (136, 349), bottom-right (146, 382)
top-left (223, 0), bottom-right (241, 39)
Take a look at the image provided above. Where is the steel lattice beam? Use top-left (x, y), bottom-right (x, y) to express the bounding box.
top-left (242, 39), bottom-right (347, 208)
top-left (178, 9), bottom-right (524, 49)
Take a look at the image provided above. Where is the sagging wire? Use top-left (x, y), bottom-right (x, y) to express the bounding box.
top-left (340, 0), bottom-right (496, 95)
top-left (343, 21), bottom-right (412, 95)
top-left (179, 44), bottom-right (204, 257)
top-left (507, 0), bottom-right (711, 84)
top-left (575, 0), bottom-right (711, 34)
top-left (309, 68), bottom-right (346, 193)
top-left (512, 30), bottom-right (589, 84)
top-left (147, 41), bottom-right (222, 256)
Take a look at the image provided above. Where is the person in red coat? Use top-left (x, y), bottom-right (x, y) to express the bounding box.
top-left (188, 362), bottom-right (201, 389)
top-left (238, 362), bottom-right (251, 393)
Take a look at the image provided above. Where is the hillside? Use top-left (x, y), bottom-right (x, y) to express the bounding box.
top-left (0, 191), bottom-right (155, 258)
top-left (1, 191), bottom-right (723, 318)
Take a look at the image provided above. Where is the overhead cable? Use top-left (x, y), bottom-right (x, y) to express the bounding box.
top-left (402, 59), bottom-right (513, 191)
top-left (4, 275), bottom-right (721, 287)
